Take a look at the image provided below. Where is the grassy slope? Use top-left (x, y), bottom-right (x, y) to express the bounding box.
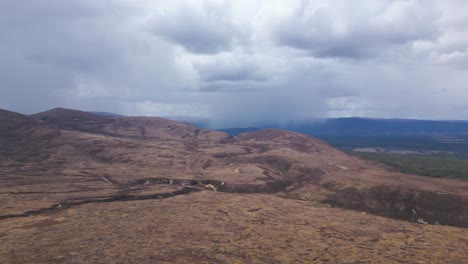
top-left (350, 151), bottom-right (468, 180)
top-left (316, 134), bottom-right (468, 152)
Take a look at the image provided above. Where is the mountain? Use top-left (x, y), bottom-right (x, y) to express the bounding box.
top-left (212, 118), bottom-right (468, 136)
top-left (276, 118), bottom-right (468, 136)
top-left (217, 127), bottom-right (260, 136)
top-left (31, 108), bottom-right (227, 142)
top-left (1, 108), bottom-right (468, 263)
top-left (210, 118), bottom-right (468, 154)
top-left (88, 111), bottom-right (123, 117)
top-left (31, 107), bottom-right (114, 131)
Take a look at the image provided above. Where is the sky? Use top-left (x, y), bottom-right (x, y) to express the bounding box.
top-left (1, 0), bottom-right (468, 126)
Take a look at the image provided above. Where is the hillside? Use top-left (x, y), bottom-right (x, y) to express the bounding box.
top-left (213, 118), bottom-right (468, 159)
top-left (1, 108), bottom-right (468, 263)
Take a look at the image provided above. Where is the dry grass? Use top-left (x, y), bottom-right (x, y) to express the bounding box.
top-left (1, 108), bottom-right (468, 263)
top-left (0, 192), bottom-right (467, 263)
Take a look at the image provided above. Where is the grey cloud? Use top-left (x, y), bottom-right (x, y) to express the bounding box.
top-left (195, 60), bottom-right (266, 83)
top-left (273, 0), bottom-right (440, 59)
top-left (0, 1), bottom-right (128, 74)
top-left (436, 49), bottom-right (468, 69)
top-left (208, 61), bottom-right (355, 127)
top-left (150, 2), bottom-right (236, 54)
top-left (199, 80), bottom-right (264, 93)
top-left (0, 0), bottom-right (193, 115)
top-left (1, 0), bottom-right (468, 125)
top-left (201, 68), bottom-right (265, 83)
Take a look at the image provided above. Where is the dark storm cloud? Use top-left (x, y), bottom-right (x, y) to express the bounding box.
top-left (0, 0), bottom-right (98, 111)
top-left (0, 0), bottom-right (189, 115)
top-left (207, 61), bottom-right (356, 127)
top-left (150, 2), bottom-right (237, 54)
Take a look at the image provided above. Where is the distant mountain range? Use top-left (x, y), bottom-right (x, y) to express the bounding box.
top-left (86, 114), bottom-right (468, 136)
top-left (88, 111), bottom-right (123, 117)
top-left (193, 118), bottom-right (468, 137)
top-left (170, 117), bottom-right (468, 152)
top-left (277, 118), bottom-right (468, 136)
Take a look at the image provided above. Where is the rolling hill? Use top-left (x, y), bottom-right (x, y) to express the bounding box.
top-left (1, 108), bottom-right (467, 263)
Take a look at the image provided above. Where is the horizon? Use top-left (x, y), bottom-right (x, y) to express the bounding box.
top-left (4, 106), bottom-right (468, 125)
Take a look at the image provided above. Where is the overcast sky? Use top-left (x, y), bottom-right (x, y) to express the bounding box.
top-left (1, 0), bottom-right (468, 126)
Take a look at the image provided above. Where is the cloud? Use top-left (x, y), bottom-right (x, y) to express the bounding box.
top-left (198, 64), bottom-right (265, 83)
top-left (1, 0), bottom-right (468, 126)
top-left (435, 48), bottom-right (468, 69)
top-left (193, 52), bottom-right (267, 93)
top-left (272, 0), bottom-right (440, 59)
top-left (207, 59), bottom-right (354, 127)
top-left (0, 0), bottom-right (194, 114)
top-left (150, 1), bottom-right (238, 54)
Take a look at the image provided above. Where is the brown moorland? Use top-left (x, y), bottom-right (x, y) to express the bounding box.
top-left (0, 108), bottom-right (467, 263)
